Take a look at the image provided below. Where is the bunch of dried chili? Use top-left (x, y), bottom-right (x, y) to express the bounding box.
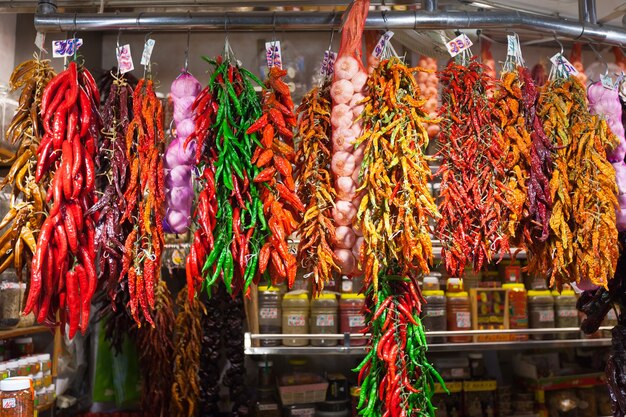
top-left (437, 57), bottom-right (510, 277)
top-left (186, 50), bottom-right (267, 297)
top-left (119, 78), bottom-right (166, 327)
top-left (25, 60), bottom-right (101, 338)
top-left (0, 57), bottom-right (55, 281)
top-left (171, 286), bottom-right (204, 417)
top-left (294, 80), bottom-right (340, 296)
top-left (248, 66), bottom-right (303, 288)
top-left (137, 281), bottom-right (175, 417)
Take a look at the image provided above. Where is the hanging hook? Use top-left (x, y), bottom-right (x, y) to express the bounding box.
top-left (136, 12), bottom-right (143, 28)
top-left (586, 39), bottom-right (609, 78)
top-left (327, 24), bottom-right (335, 51)
top-left (116, 28), bottom-right (121, 50)
top-left (184, 29), bottom-right (190, 72)
top-left (224, 11), bottom-right (230, 43)
top-left (272, 12), bottom-right (277, 42)
top-left (382, 9), bottom-right (389, 32)
top-left (553, 31), bottom-right (564, 55)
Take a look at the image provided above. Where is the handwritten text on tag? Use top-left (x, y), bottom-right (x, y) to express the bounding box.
top-left (265, 41), bottom-right (283, 69)
top-left (372, 31), bottom-right (394, 59)
top-left (140, 39), bottom-right (155, 66)
top-left (52, 38), bottom-right (83, 58)
top-left (116, 44), bottom-right (134, 74)
top-left (446, 34), bottom-right (473, 58)
top-left (549, 53), bottom-right (579, 76)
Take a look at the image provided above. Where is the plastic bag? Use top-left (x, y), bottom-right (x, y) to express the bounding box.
top-left (329, 0), bottom-right (370, 277)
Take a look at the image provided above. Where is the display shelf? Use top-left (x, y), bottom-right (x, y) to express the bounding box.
top-left (36, 401), bottom-right (54, 413)
top-left (245, 328), bottom-right (612, 355)
top-left (0, 326), bottom-right (51, 340)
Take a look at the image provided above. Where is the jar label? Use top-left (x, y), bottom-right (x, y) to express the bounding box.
top-left (316, 314), bottom-right (335, 327)
top-left (539, 310), bottom-right (555, 322)
top-left (258, 403), bottom-right (279, 411)
top-left (348, 315), bottom-right (365, 328)
top-left (2, 398), bottom-right (16, 409)
top-left (287, 314), bottom-right (305, 327)
top-left (427, 309), bottom-right (445, 317)
top-left (456, 311), bottom-right (471, 329)
top-left (260, 307), bottom-right (278, 319)
top-left (557, 309), bottom-right (577, 318)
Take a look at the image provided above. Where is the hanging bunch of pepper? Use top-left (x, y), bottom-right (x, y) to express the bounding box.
top-left (119, 77), bottom-right (166, 326)
top-left (171, 286), bottom-right (204, 417)
top-left (537, 72), bottom-right (619, 290)
top-left (24, 60), bottom-right (101, 338)
top-left (136, 281), bottom-right (175, 417)
top-left (248, 65), bottom-right (303, 288)
top-left (295, 79), bottom-right (340, 296)
top-left (437, 57), bottom-right (510, 277)
top-left (0, 57), bottom-right (55, 280)
top-left (186, 48), bottom-right (267, 297)
top-left (92, 72), bottom-right (137, 351)
top-left (354, 55), bottom-right (442, 417)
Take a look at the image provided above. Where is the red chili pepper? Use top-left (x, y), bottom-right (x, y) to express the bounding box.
top-left (23, 216), bottom-right (55, 314)
top-left (66, 269), bottom-right (80, 339)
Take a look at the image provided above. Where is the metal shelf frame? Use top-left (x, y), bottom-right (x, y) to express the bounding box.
top-left (245, 327), bottom-right (613, 355)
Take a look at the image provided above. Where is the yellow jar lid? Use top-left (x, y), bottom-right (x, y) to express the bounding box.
top-left (258, 285), bottom-right (280, 292)
top-left (315, 292), bottom-right (337, 300)
top-left (502, 283), bottom-right (525, 290)
top-left (551, 290), bottom-right (575, 296)
top-left (284, 292), bottom-right (309, 300)
top-left (527, 290), bottom-right (551, 297)
top-left (423, 290), bottom-right (444, 296)
top-left (340, 293), bottom-right (365, 299)
top-left (446, 291), bottom-right (468, 297)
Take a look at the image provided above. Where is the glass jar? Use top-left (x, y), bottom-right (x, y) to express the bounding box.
top-left (6, 361), bottom-right (18, 378)
top-left (43, 371), bottom-right (52, 387)
top-left (339, 293), bottom-right (366, 346)
top-left (258, 286), bottom-right (282, 347)
top-left (32, 372), bottom-right (43, 391)
top-left (0, 364), bottom-right (8, 380)
top-left (528, 290), bottom-right (555, 340)
top-left (13, 338), bottom-right (33, 357)
top-left (16, 360), bottom-right (29, 377)
top-left (552, 288), bottom-right (579, 339)
top-left (0, 282), bottom-right (21, 329)
top-left (38, 354), bottom-right (51, 374)
top-left (310, 293), bottom-right (338, 347)
top-left (282, 292), bottom-right (309, 346)
top-left (446, 278), bottom-right (472, 343)
top-left (422, 287), bottom-right (446, 344)
top-left (27, 356), bottom-right (40, 375)
top-left (0, 377), bottom-right (34, 416)
top-left (502, 283), bottom-right (528, 341)
top-left (36, 387), bottom-right (46, 407)
top-left (47, 383), bottom-right (55, 403)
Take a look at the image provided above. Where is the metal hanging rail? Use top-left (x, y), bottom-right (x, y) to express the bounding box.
top-left (34, 9), bottom-right (626, 46)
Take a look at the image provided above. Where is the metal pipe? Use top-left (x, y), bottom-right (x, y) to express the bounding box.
top-left (36, 0), bottom-right (56, 15)
top-left (578, 0), bottom-right (597, 24)
top-left (421, 0), bottom-right (437, 12)
top-left (34, 9), bottom-right (626, 46)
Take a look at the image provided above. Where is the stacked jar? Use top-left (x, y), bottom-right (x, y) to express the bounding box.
top-left (422, 277), bottom-right (446, 343)
top-left (502, 283), bottom-right (528, 341)
top-left (258, 286), bottom-right (282, 347)
top-left (446, 278), bottom-right (472, 343)
top-left (339, 294), bottom-right (366, 346)
top-left (310, 293), bottom-right (339, 347)
top-left (528, 290), bottom-right (555, 340)
top-left (282, 293), bottom-right (310, 346)
top-left (552, 286), bottom-right (579, 340)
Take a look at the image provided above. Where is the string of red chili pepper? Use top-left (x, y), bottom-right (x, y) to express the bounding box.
top-left (248, 66), bottom-right (303, 288)
top-left (119, 78), bottom-right (166, 327)
top-left (186, 53), bottom-right (267, 297)
top-left (355, 275), bottom-right (445, 417)
top-left (436, 57), bottom-right (510, 277)
top-left (24, 60), bottom-right (101, 339)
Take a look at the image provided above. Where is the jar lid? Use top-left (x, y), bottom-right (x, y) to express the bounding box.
top-left (340, 293), bottom-right (365, 300)
top-left (38, 354), bottom-right (51, 361)
top-left (1, 377), bottom-right (31, 391)
top-left (446, 291), bottom-right (468, 297)
top-left (6, 362), bottom-right (18, 369)
top-left (446, 278), bottom-right (464, 292)
top-left (258, 285), bottom-right (280, 292)
top-left (527, 290), bottom-right (552, 297)
top-left (315, 293), bottom-right (337, 300)
top-left (502, 283), bottom-right (525, 290)
top-left (551, 290), bottom-right (575, 296)
top-left (283, 292), bottom-right (308, 300)
top-left (17, 359), bottom-right (27, 366)
top-left (423, 290), bottom-right (444, 296)
top-left (14, 337), bottom-right (32, 343)
top-left (423, 277), bottom-right (440, 285)
top-left (0, 364), bottom-right (6, 371)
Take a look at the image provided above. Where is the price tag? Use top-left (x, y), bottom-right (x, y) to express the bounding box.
top-left (601, 74), bottom-right (616, 90)
top-left (446, 33), bottom-right (473, 58)
top-left (265, 40), bottom-right (283, 69)
top-left (549, 53), bottom-right (579, 76)
top-left (116, 44), bottom-right (134, 74)
top-left (140, 38), bottom-right (155, 66)
top-left (320, 49), bottom-right (337, 77)
top-left (52, 38), bottom-right (83, 58)
top-left (34, 32), bottom-right (47, 53)
top-left (372, 31), bottom-right (394, 59)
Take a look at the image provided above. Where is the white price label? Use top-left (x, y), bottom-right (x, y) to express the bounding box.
top-left (539, 310), bottom-right (555, 322)
top-left (348, 315), bottom-right (365, 328)
top-left (446, 34), bottom-right (473, 58)
top-left (52, 38), bottom-right (83, 58)
top-left (287, 314), bottom-right (305, 327)
top-left (372, 31), bottom-right (395, 59)
top-left (140, 38), bottom-right (156, 66)
top-left (265, 40), bottom-right (283, 69)
top-left (456, 311), bottom-right (471, 329)
top-left (116, 44), bottom-right (134, 74)
top-left (260, 307), bottom-right (278, 319)
top-left (35, 31), bottom-right (47, 53)
top-left (507, 35), bottom-right (516, 56)
top-left (550, 53), bottom-right (579, 76)
top-left (315, 314), bottom-right (335, 327)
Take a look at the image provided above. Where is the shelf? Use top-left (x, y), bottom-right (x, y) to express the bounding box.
top-left (0, 326), bottom-right (51, 340)
top-left (245, 329), bottom-right (612, 355)
top-left (36, 401), bottom-right (54, 413)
